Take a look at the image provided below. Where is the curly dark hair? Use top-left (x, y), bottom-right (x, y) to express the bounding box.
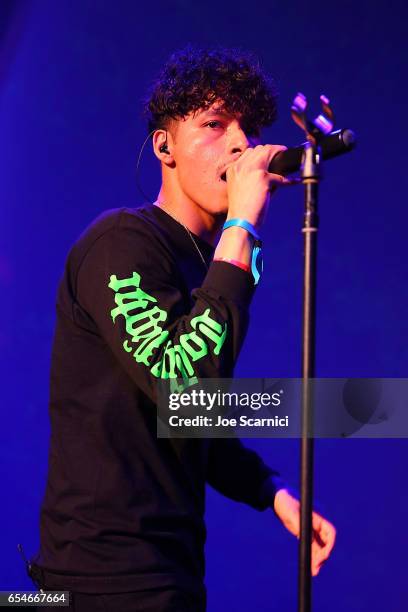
top-left (143, 46), bottom-right (278, 136)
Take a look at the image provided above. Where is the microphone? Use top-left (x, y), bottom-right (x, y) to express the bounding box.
top-left (220, 128), bottom-right (356, 180)
top-left (269, 128), bottom-right (356, 176)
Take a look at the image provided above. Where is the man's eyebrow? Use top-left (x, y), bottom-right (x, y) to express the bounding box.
top-left (196, 108), bottom-right (260, 134)
top-left (199, 108), bottom-right (233, 118)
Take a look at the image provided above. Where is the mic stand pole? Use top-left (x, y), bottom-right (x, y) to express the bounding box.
top-left (289, 92), bottom-right (332, 612)
top-left (289, 92), bottom-right (355, 612)
top-left (298, 141), bottom-right (320, 612)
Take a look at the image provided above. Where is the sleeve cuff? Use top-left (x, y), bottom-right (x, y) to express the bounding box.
top-left (258, 474), bottom-right (291, 510)
top-left (201, 260), bottom-right (256, 307)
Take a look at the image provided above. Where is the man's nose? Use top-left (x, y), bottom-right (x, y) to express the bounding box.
top-left (227, 125), bottom-right (251, 154)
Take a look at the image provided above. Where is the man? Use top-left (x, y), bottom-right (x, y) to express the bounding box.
top-left (28, 47), bottom-right (335, 611)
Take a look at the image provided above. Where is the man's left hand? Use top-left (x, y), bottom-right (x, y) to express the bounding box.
top-left (273, 488), bottom-right (336, 576)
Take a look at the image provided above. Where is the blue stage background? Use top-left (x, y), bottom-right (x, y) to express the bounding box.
top-left (1, 1), bottom-right (407, 610)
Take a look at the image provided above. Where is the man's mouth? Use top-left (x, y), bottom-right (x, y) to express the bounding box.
top-left (219, 156), bottom-right (241, 182)
top-left (218, 165), bottom-right (231, 182)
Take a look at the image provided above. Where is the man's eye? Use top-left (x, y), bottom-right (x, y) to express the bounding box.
top-left (205, 121), bottom-right (222, 129)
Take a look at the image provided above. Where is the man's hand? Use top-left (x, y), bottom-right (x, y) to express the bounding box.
top-left (225, 144), bottom-right (290, 231)
top-left (273, 488), bottom-right (336, 577)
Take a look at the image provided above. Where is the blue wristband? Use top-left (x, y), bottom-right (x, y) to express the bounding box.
top-left (222, 218), bottom-right (261, 241)
top-left (222, 218), bottom-right (263, 285)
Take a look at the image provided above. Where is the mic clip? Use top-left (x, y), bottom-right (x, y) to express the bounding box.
top-left (291, 92), bottom-right (334, 145)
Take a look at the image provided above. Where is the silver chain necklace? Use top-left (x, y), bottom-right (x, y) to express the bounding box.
top-left (155, 201), bottom-right (209, 272)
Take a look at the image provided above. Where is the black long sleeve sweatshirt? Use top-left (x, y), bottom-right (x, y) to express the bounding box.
top-left (33, 204), bottom-right (284, 595)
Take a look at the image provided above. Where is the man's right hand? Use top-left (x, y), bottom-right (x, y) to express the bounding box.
top-left (225, 144), bottom-right (290, 231)
top-left (214, 144), bottom-right (292, 269)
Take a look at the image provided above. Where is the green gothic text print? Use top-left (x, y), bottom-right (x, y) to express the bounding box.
top-left (108, 271), bottom-right (227, 379)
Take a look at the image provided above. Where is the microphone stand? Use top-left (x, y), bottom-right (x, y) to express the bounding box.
top-left (299, 141), bottom-right (320, 612)
top-left (290, 93), bottom-right (334, 612)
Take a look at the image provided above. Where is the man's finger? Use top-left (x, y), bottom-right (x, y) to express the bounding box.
top-left (313, 514), bottom-right (336, 543)
top-left (320, 521), bottom-right (336, 558)
top-left (268, 173), bottom-right (300, 190)
top-left (311, 519), bottom-right (336, 570)
top-left (312, 538), bottom-right (328, 568)
top-left (268, 173), bottom-right (291, 183)
top-left (314, 516), bottom-right (336, 550)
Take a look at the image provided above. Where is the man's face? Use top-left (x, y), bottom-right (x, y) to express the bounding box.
top-left (169, 101), bottom-right (261, 216)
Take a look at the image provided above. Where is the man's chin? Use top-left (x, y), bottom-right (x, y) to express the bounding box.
top-left (210, 203), bottom-right (228, 217)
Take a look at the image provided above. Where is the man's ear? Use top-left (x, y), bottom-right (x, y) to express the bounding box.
top-left (152, 129), bottom-right (175, 165)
